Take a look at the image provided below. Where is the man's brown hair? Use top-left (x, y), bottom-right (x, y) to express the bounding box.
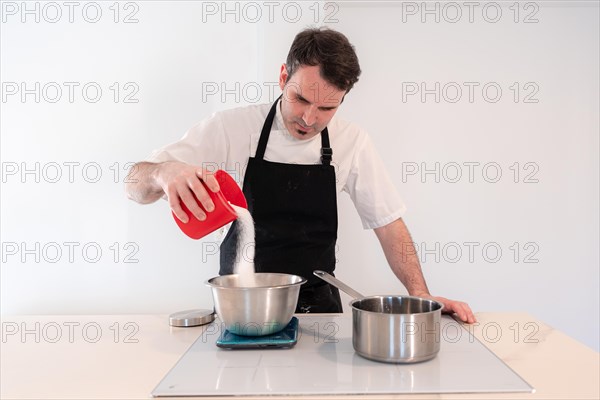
top-left (286, 27), bottom-right (361, 93)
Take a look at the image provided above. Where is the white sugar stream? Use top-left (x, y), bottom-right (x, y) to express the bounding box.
top-left (230, 204), bottom-right (257, 287)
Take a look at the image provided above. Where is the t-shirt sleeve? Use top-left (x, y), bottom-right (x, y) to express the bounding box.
top-left (145, 112), bottom-right (229, 168)
top-left (343, 133), bottom-right (407, 229)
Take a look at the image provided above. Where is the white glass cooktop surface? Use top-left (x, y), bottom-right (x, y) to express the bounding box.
top-left (152, 315), bottom-right (533, 397)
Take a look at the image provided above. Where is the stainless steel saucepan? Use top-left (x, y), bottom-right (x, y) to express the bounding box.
top-left (313, 270), bottom-right (443, 363)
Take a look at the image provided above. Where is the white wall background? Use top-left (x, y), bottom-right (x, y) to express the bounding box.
top-left (1, 1), bottom-right (598, 351)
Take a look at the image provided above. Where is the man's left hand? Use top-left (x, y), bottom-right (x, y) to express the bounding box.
top-left (421, 295), bottom-right (477, 324)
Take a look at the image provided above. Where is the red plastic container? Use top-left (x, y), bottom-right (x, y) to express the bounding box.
top-left (173, 170), bottom-right (247, 240)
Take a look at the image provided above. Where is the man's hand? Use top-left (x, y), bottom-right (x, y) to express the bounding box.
top-left (154, 161), bottom-right (220, 223)
top-left (126, 161), bottom-right (220, 222)
top-left (417, 294), bottom-right (477, 324)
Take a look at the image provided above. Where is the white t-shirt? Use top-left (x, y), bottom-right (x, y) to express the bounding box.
top-left (147, 101), bottom-right (406, 229)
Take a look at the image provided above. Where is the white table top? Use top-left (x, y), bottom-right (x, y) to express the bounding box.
top-left (1, 312), bottom-right (598, 399)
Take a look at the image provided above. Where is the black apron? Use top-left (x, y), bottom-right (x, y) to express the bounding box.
top-left (220, 97), bottom-right (342, 313)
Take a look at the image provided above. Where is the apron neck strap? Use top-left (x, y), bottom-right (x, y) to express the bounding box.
top-left (255, 95), bottom-right (332, 166)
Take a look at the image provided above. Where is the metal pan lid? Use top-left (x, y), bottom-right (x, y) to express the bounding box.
top-left (169, 309), bottom-right (215, 327)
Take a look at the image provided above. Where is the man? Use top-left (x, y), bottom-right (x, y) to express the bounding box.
top-left (126, 27), bottom-right (475, 323)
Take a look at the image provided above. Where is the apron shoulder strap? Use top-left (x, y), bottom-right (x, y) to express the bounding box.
top-left (255, 96), bottom-right (281, 160)
top-left (320, 128), bottom-right (332, 166)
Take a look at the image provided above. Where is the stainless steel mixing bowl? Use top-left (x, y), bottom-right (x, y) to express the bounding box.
top-left (206, 273), bottom-right (306, 336)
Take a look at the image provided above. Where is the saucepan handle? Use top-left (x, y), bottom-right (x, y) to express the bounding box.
top-left (313, 270), bottom-right (365, 300)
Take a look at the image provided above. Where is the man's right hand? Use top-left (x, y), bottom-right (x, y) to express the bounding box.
top-left (154, 161), bottom-right (221, 223)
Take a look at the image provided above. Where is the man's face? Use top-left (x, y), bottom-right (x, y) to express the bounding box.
top-left (278, 64), bottom-right (346, 140)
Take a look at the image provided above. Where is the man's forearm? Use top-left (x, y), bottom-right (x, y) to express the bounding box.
top-left (374, 218), bottom-right (430, 296)
top-left (125, 162), bottom-right (165, 204)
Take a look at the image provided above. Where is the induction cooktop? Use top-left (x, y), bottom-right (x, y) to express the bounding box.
top-left (152, 315), bottom-right (533, 397)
